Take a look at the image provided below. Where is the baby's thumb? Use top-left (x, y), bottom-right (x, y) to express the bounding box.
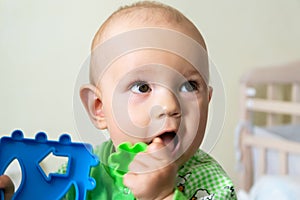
top-left (147, 137), bottom-right (164, 153)
top-left (0, 175), bottom-right (15, 200)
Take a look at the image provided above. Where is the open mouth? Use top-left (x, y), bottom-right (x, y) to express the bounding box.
top-left (156, 131), bottom-right (179, 152)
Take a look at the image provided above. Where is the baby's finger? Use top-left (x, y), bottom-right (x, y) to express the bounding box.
top-left (146, 137), bottom-right (173, 160)
top-left (129, 137), bottom-right (173, 173)
top-left (0, 175), bottom-right (14, 200)
top-left (146, 137), bottom-right (164, 152)
top-left (123, 172), bottom-right (147, 199)
top-left (129, 152), bottom-right (164, 173)
top-left (124, 164), bottom-right (178, 200)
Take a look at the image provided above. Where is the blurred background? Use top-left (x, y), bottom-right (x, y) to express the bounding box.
top-left (1, 0), bottom-right (300, 190)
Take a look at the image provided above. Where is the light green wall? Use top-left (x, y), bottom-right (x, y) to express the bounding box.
top-left (1, 0), bottom-right (300, 185)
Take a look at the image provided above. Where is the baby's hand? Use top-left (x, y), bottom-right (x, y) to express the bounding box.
top-left (123, 138), bottom-right (177, 200)
top-left (0, 175), bottom-right (14, 200)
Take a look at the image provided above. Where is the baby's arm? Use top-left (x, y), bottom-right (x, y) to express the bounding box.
top-left (0, 175), bottom-right (14, 200)
top-left (123, 138), bottom-right (179, 200)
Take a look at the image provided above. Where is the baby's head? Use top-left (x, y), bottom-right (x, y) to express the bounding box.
top-left (91, 1), bottom-right (206, 52)
top-left (80, 1), bottom-right (212, 166)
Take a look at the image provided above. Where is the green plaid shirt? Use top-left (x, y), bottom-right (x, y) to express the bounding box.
top-left (176, 149), bottom-right (237, 199)
top-left (61, 140), bottom-right (236, 200)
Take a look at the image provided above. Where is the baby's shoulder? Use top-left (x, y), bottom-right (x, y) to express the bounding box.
top-left (179, 149), bottom-right (224, 172)
top-left (176, 150), bottom-right (237, 199)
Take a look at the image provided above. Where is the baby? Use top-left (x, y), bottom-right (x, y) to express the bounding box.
top-left (0, 1), bottom-right (236, 200)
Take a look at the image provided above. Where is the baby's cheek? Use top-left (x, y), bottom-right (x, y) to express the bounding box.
top-left (128, 104), bottom-right (151, 129)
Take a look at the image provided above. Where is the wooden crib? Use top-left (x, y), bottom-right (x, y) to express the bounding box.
top-left (236, 61), bottom-right (300, 191)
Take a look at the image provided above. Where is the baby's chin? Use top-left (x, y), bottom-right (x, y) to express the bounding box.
top-left (175, 144), bottom-right (201, 166)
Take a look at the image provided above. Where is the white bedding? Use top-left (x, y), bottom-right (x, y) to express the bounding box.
top-left (237, 175), bottom-right (300, 200)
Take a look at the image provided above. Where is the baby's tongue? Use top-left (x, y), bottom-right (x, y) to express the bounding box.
top-left (159, 132), bottom-right (176, 151)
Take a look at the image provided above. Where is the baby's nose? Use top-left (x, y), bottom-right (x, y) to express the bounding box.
top-left (151, 88), bottom-right (181, 119)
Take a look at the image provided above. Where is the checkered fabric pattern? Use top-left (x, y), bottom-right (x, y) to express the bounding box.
top-left (176, 150), bottom-right (237, 199)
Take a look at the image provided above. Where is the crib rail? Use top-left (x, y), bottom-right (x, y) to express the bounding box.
top-left (246, 98), bottom-right (300, 116)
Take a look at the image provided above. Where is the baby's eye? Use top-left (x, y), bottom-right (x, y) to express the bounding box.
top-left (180, 81), bottom-right (199, 92)
top-left (130, 81), bottom-right (152, 94)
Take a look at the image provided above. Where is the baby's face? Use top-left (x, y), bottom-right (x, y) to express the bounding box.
top-left (97, 49), bottom-right (211, 166)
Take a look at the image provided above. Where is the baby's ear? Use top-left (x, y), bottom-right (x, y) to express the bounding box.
top-left (80, 84), bottom-right (107, 130)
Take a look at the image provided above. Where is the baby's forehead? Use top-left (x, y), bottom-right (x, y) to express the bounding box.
top-left (106, 49), bottom-right (204, 78)
top-left (90, 28), bottom-right (209, 86)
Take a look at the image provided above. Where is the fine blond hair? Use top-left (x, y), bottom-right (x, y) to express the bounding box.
top-left (91, 1), bottom-right (205, 50)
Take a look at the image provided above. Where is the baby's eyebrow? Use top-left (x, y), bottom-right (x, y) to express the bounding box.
top-left (182, 70), bottom-right (202, 78)
top-left (182, 70), bottom-right (208, 85)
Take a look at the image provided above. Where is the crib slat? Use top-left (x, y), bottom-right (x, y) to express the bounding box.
top-left (292, 84), bottom-right (300, 123)
top-left (258, 148), bottom-right (267, 176)
top-left (279, 151), bottom-right (288, 175)
top-left (267, 84), bottom-right (276, 127)
top-left (240, 129), bottom-right (254, 192)
top-left (240, 85), bottom-right (248, 121)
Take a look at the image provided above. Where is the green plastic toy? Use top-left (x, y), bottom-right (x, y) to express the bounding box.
top-left (108, 142), bottom-right (148, 200)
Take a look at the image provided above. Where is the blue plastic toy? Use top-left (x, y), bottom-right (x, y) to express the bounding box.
top-left (0, 130), bottom-right (99, 200)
